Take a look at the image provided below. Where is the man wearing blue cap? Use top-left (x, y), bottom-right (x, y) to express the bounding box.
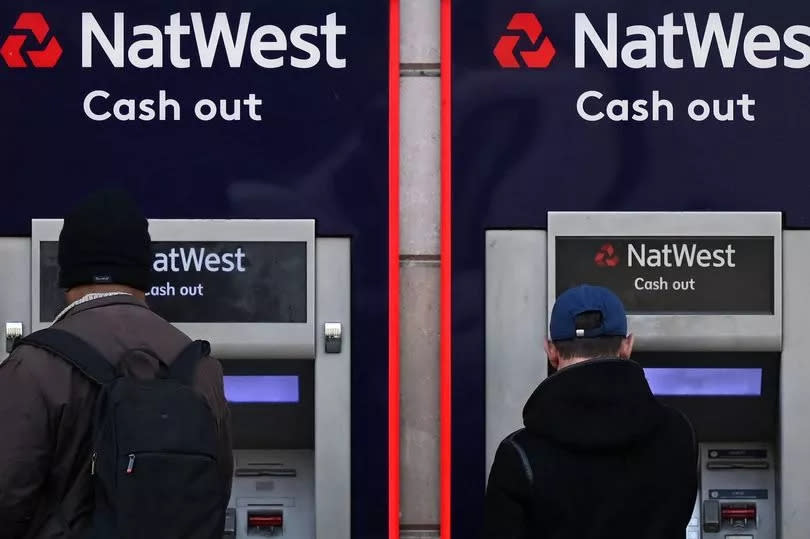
top-left (484, 284), bottom-right (697, 539)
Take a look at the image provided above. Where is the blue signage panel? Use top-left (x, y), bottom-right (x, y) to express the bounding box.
top-left (0, 2), bottom-right (389, 537)
top-left (451, 0), bottom-right (810, 535)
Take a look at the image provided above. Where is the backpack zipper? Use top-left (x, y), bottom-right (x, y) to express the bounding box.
top-left (121, 451), bottom-right (216, 476)
top-left (91, 452), bottom-right (96, 476)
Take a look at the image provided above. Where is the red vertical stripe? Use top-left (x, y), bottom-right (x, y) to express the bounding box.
top-left (388, 1), bottom-right (401, 539)
top-left (440, 1), bottom-right (452, 539)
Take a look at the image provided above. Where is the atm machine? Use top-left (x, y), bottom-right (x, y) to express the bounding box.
top-left (485, 212), bottom-right (810, 539)
top-left (0, 219), bottom-right (350, 539)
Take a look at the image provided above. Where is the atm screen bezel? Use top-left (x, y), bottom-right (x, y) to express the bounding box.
top-left (633, 351), bottom-right (780, 443)
top-left (220, 359), bottom-right (315, 450)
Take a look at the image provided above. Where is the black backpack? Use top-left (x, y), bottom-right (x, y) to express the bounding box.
top-left (17, 328), bottom-right (228, 539)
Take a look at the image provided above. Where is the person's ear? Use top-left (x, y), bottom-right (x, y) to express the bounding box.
top-left (618, 334), bottom-right (634, 359)
top-left (544, 339), bottom-right (560, 369)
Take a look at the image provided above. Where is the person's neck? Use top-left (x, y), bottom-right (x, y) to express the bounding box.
top-left (557, 355), bottom-right (620, 370)
top-left (66, 284), bottom-right (145, 304)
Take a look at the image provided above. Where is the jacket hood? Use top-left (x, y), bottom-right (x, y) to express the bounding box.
top-left (523, 358), bottom-right (665, 451)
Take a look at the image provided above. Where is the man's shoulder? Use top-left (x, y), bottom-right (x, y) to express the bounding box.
top-left (494, 428), bottom-right (528, 454)
top-left (56, 301), bottom-right (195, 359)
top-left (496, 428), bottom-right (551, 468)
top-left (1, 341), bottom-right (77, 405)
top-left (5, 339), bottom-right (71, 373)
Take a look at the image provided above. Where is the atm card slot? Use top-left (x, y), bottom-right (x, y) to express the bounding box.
top-left (236, 467), bottom-right (297, 477)
top-left (706, 461), bottom-right (769, 470)
top-left (237, 497), bottom-right (295, 508)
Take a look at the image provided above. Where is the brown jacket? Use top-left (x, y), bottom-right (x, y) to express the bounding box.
top-left (0, 296), bottom-right (233, 539)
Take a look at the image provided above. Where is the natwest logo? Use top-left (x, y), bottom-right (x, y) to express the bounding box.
top-left (594, 243), bottom-right (620, 267)
top-left (494, 12), bottom-right (810, 70)
top-left (1, 13), bottom-right (62, 68)
top-left (82, 12), bottom-right (346, 69)
top-left (494, 13), bottom-right (556, 68)
top-left (627, 243), bottom-right (736, 268)
top-left (576, 13), bottom-right (810, 69)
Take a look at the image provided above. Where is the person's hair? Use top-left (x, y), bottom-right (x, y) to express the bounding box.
top-left (552, 311), bottom-right (625, 360)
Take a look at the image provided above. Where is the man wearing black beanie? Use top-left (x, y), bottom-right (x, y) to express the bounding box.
top-left (56, 188), bottom-right (153, 294)
top-left (0, 190), bottom-right (233, 539)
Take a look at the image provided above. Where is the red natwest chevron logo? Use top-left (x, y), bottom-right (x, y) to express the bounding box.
top-left (494, 13), bottom-right (556, 69)
top-left (594, 243), bottom-right (620, 267)
top-left (1, 13), bottom-right (62, 68)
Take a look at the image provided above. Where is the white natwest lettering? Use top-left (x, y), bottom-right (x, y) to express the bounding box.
top-left (152, 248), bottom-right (247, 272)
top-left (626, 243), bottom-right (736, 268)
top-left (575, 12), bottom-right (810, 69)
top-left (81, 12), bottom-right (347, 69)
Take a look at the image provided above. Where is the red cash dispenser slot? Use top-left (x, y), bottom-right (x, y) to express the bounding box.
top-left (721, 503), bottom-right (757, 527)
top-left (247, 510), bottom-right (283, 536)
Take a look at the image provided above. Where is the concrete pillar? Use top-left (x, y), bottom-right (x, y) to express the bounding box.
top-left (399, 1), bottom-right (440, 537)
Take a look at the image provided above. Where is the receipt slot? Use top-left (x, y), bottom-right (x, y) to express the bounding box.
top-left (20, 219), bottom-right (350, 539)
top-left (484, 212), bottom-right (810, 538)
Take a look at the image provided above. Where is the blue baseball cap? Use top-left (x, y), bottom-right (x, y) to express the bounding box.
top-left (550, 285), bottom-right (628, 341)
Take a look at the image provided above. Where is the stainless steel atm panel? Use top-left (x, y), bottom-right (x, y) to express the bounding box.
top-left (546, 212), bottom-right (782, 539)
top-left (228, 450), bottom-right (315, 538)
top-left (27, 220), bottom-right (350, 539)
top-left (698, 443), bottom-right (776, 539)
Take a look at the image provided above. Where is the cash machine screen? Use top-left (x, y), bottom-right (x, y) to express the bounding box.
top-left (222, 359), bottom-right (314, 449)
top-left (224, 376), bottom-right (300, 403)
top-left (38, 240), bottom-right (308, 323)
top-left (644, 368), bottom-right (762, 397)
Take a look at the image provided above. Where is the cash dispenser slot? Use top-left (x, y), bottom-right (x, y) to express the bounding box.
top-left (236, 467), bottom-right (298, 478)
top-left (722, 503), bottom-right (757, 521)
top-left (247, 509), bottom-right (284, 536)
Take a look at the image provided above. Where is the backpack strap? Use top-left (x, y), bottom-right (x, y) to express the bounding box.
top-left (505, 429), bottom-right (534, 488)
top-left (169, 340), bottom-right (211, 386)
top-left (15, 328), bottom-right (116, 385)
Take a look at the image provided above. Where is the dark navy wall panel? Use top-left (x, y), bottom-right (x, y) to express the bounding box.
top-left (452, 1), bottom-right (810, 537)
top-left (0, 3), bottom-right (388, 538)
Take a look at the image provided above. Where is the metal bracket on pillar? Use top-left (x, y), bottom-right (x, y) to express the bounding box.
top-left (324, 322), bottom-right (342, 354)
top-left (5, 322), bottom-right (23, 353)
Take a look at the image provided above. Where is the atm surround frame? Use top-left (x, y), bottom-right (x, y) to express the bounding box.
top-left (636, 352), bottom-right (780, 443)
top-left (29, 221), bottom-right (352, 537)
top-left (223, 359), bottom-right (316, 450)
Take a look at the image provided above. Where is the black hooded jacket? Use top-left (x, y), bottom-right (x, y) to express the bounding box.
top-left (484, 359), bottom-right (697, 539)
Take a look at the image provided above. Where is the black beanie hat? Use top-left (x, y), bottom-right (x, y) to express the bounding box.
top-left (58, 189), bottom-right (152, 291)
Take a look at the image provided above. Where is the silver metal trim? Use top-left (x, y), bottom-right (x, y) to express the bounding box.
top-left (315, 239), bottom-right (351, 538)
top-left (5, 322), bottom-right (22, 353)
top-left (31, 219), bottom-right (316, 359)
top-left (548, 212), bottom-right (782, 351)
top-left (324, 322), bottom-right (343, 354)
top-left (485, 230), bottom-right (547, 477)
